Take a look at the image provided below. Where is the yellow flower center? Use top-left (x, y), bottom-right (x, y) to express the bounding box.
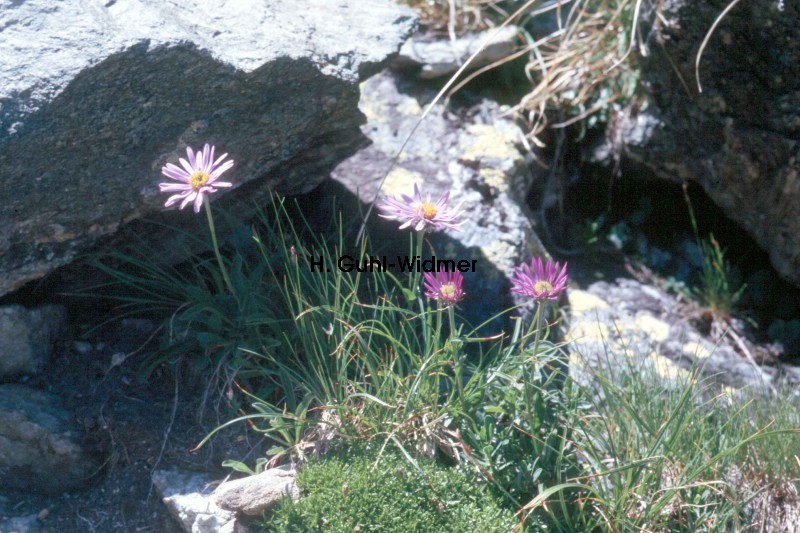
top-left (533, 280), bottom-right (553, 294)
top-left (418, 202), bottom-right (438, 220)
top-left (440, 284), bottom-right (457, 300)
top-left (189, 171), bottom-right (210, 190)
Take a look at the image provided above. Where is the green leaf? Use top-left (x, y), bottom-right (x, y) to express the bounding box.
top-left (222, 459), bottom-right (255, 476)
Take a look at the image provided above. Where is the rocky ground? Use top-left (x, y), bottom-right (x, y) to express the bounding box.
top-left (0, 316), bottom-right (264, 533)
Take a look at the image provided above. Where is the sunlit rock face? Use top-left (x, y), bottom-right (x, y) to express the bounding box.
top-left (332, 70), bottom-right (550, 326)
top-left (0, 0), bottom-right (417, 297)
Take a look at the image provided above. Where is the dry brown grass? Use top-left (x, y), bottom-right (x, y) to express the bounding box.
top-left (401, 0), bottom-right (647, 146)
top-left (514, 0), bottom-right (645, 142)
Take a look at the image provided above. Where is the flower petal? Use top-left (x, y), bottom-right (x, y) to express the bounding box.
top-left (193, 190), bottom-right (205, 213)
top-left (162, 163), bottom-right (190, 182)
top-left (165, 191), bottom-right (191, 207)
top-left (179, 157), bottom-right (195, 176)
top-left (206, 145), bottom-right (215, 172)
top-left (214, 152), bottom-right (229, 166)
top-left (186, 146), bottom-right (196, 169)
top-left (159, 183), bottom-right (192, 192)
top-left (209, 160), bottom-right (234, 180)
top-left (202, 144), bottom-right (212, 171)
top-left (180, 191), bottom-right (198, 210)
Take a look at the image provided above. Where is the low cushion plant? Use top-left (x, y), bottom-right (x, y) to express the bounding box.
top-left (261, 445), bottom-right (517, 532)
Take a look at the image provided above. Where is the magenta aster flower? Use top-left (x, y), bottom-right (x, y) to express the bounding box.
top-left (378, 183), bottom-right (464, 232)
top-left (423, 270), bottom-right (465, 305)
top-left (159, 144), bottom-right (234, 213)
top-left (510, 258), bottom-right (568, 301)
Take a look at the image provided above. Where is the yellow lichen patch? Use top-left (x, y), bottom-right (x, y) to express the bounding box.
top-left (602, 336), bottom-right (639, 359)
top-left (648, 354), bottom-right (691, 381)
top-left (682, 341), bottom-right (713, 359)
top-left (462, 124), bottom-right (521, 162)
top-left (568, 290), bottom-right (609, 314)
top-left (359, 84), bottom-right (387, 123)
top-left (478, 241), bottom-right (513, 280)
top-left (397, 97), bottom-right (422, 116)
top-left (566, 320), bottom-right (610, 343)
top-left (633, 314), bottom-right (670, 342)
top-left (382, 168), bottom-right (424, 198)
top-left (479, 168), bottom-right (508, 192)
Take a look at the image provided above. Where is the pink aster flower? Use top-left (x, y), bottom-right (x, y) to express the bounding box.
top-left (423, 270), bottom-right (464, 306)
top-left (510, 258), bottom-right (568, 301)
top-left (159, 144), bottom-right (234, 213)
top-left (378, 183), bottom-right (464, 232)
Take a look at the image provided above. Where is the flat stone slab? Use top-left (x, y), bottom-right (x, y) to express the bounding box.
top-left (214, 465), bottom-right (299, 517)
top-left (151, 469), bottom-right (237, 533)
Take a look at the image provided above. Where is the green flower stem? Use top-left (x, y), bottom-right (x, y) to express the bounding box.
top-left (410, 228), bottom-right (426, 297)
top-left (204, 200), bottom-right (236, 300)
top-left (531, 301), bottom-right (545, 374)
top-left (523, 302), bottom-right (544, 418)
top-left (447, 304), bottom-right (466, 414)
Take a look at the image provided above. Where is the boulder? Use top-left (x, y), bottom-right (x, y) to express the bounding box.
top-left (151, 469), bottom-right (237, 533)
top-left (0, 305), bottom-right (65, 379)
top-left (332, 70), bottom-right (548, 324)
top-left (213, 465), bottom-right (299, 517)
top-left (0, 0), bottom-right (417, 297)
top-left (0, 384), bottom-right (103, 494)
top-left (595, 0), bottom-right (800, 287)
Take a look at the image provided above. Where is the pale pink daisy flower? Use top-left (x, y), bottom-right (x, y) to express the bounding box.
top-left (510, 258), bottom-right (568, 301)
top-left (378, 183), bottom-right (464, 232)
top-left (159, 144), bottom-right (234, 213)
top-left (423, 270), bottom-right (465, 306)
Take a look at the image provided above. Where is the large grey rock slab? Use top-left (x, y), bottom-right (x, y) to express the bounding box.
top-left (0, 0), bottom-right (417, 297)
top-left (0, 384), bottom-right (103, 494)
top-left (0, 305), bottom-right (65, 379)
top-left (213, 465), bottom-right (299, 517)
top-left (593, 0), bottom-right (800, 287)
top-left (151, 469), bottom-right (237, 533)
top-left (332, 70), bottom-right (548, 323)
